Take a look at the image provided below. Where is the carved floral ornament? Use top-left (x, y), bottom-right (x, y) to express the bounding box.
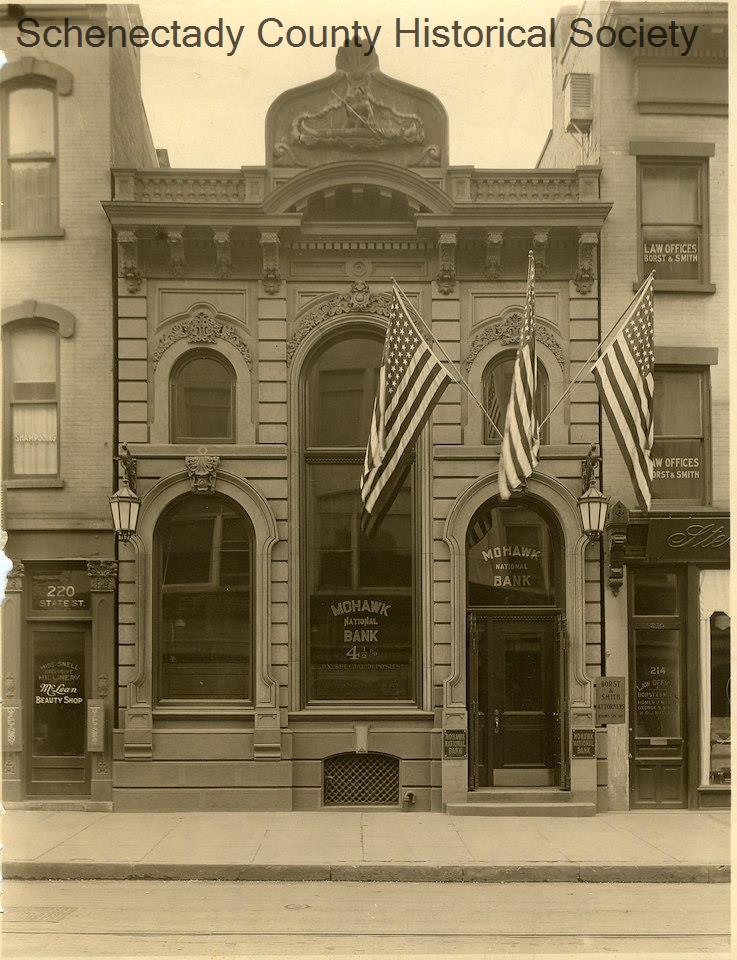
top-left (286, 281), bottom-right (393, 364)
top-left (6, 560), bottom-right (25, 592)
top-left (464, 313), bottom-right (566, 371)
top-left (87, 560), bottom-right (118, 592)
top-left (151, 304), bottom-right (252, 370)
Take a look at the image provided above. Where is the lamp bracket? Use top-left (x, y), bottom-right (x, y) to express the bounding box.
top-left (580, 443), bottom-right (599, 493)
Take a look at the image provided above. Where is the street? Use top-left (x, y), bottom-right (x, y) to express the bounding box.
top-left (0, 879), bottom-right (730, 957)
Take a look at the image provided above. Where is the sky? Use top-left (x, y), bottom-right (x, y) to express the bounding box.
top-left (137, 0), bottom-right (565, 169)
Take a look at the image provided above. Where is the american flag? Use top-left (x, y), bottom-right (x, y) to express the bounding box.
top-left (361, 285), bottom-right (452, 537)
top-left (592, 275), bottom-right (655, 510)
top-left (498, 252), bottom-right (540, 500)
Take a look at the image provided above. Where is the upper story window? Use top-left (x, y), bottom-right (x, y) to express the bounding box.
top-left (170, 352), bottom-right (235, 443)
top-left (2, 83), bottom-right (58, 231)
top-left (303, 332), bottom-right (417, 705)
top-left (155, 494), bottom-right (253, 703)
top-left (639, 158), bottom-right (708, 287)
top-left (482, 352), bottom-right (550, 445)
top-left (5, 324), bottom-right (59, 477)
top-left (652, 367), bottom-right (710, 505)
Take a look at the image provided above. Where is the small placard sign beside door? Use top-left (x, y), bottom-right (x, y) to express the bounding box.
top-left (594, 677), bottom-right (626, 725)
top-left (443, 729), bottom-right (467, 759)
top-left (571, 729), bottom-right (596, 759)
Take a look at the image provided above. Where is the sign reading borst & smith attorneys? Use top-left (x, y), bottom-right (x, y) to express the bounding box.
top-left (646, 518), bottom-right (730, 562)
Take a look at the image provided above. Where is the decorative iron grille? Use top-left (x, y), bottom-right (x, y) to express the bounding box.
top-left (323, 752), bottom-right (400, 806)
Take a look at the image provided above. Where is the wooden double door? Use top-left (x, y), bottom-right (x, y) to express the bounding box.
top-left (469, 612), bottom-right (567, 788)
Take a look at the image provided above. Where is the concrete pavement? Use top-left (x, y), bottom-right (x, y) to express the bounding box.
top-left (1, 808), bottom-right (730, 881)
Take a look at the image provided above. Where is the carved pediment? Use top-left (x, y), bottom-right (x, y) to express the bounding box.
top-left (151, 303), bottom-right (252, 369)
top-left (465, 313), bottom-right (566, 371)
top-left (267, 46), bottom-right (447, 169)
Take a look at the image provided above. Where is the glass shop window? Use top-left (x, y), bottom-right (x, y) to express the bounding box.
top-left (482, 352), bottom-right (549, 445)
top-left (639, 159), bottom-right (707, 284)
top-left (709, 611), bottom-right (730, 785)
top-left (652, 368), bottom-right (709, 504)
top-left (5, 324), bottom-right (59, 476)
top-left (156, 494), bottom-right (253, 702)
top-left (303, 332), bottom-right (417, 704)
top-left (170, 352), bottom-right (235, 443)
top-left (3, 83), bottom-right (59, 230)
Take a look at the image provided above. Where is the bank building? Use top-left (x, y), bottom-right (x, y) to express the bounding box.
top-left (1, 3), bottom-right (729, 815)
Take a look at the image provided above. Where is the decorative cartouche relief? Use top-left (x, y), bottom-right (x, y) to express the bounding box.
top-left (464, 313), bottom-right (566, 371)
top-left (151, 304), bottom-right (252, 370)
top-left (185, 455), bottom-right (220, 493)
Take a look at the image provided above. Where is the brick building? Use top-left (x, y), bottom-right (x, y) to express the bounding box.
top-left (540, 1), bottom-right (729, 809)
top-left (1, 3), bottom-right (158, 804)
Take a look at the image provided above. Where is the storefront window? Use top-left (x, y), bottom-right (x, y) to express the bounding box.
top-left (652, 368), bottom-right (709, 504)
top-left (466, 502), bottom-right (557, 606)
top-left (709, 611), bottom-right (730, 784)
top-left (155, 494), bottom-right (252, 702)
top-left (304, 332), bottom-right (416, 703)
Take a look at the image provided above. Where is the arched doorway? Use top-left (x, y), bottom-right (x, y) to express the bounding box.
top-left (466, 498), bottom-right (566, 789)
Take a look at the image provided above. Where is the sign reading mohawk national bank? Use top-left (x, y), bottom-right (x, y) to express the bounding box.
top-left (16, 15), bottom-right (700, 58)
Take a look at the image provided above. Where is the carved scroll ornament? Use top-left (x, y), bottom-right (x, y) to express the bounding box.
top-left (464, 313), bottom-right (565, 371)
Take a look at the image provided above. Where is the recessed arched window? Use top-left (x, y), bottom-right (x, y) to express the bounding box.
top-left (482, 352), bottom-right (550, 445)
top-left (4, 323), bottom-right (59, 476)
top-left (2, 83), bottom-right (58, 230)
top-left (170, 351), bottom-right (235, 443)
top-left (302, 331), bottom-right (417, 704)
top-left (155, 494), bottom-right (253, 703)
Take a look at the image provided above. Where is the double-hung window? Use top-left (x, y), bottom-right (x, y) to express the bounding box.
top-left (2, 83), bottom-right (59, 231)
top-left (5, 325), bottom-right (59, 477)
top-left (652, 367), bottom-right (710, 505)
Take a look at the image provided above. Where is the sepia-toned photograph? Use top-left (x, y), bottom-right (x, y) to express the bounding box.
top-left (0, 0), bottom-right (730, 956)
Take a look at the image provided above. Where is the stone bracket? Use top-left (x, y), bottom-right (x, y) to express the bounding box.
top-left (123, 706), bottom-right (153, 760)
top-left (260, 230), bottom-right (281, 294)
top-left (254, 708), bottom-right (281, 759)
top-left (575, 231), bottom-right (599, 295)
top-left (532, 230), bottom-right (549, 277)
top-left (166, 228), bottom-right (185, 277)
top-left (117, 230), bottom-right (142, 294)
top-left (213, 228), bottom-right (232, 279)
top-left (483, 230), bottom-right (504, 280)
top-left (436, 232), bottom-right (457, 294)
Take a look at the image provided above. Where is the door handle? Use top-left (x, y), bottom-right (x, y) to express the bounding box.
top-left (493, 709), bottom-right (500, 734)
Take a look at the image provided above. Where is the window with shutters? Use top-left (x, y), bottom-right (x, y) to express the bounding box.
top-left (4, 324), bottom-right (59, 477)
top-left (2, 82), bottom-right (59, 231)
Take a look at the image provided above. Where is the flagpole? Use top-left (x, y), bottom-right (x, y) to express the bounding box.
top-left (391, 280), bottom-right (504, 441)
top-left (538, 272), bottom-right (654, 430)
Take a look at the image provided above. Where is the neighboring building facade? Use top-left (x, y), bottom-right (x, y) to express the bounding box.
top-left (540, 1), bottom-right (729, 809)
top-left (1, 4), bottom-right (158, 805)
top-left (104, 41), bottom-right (612, 813)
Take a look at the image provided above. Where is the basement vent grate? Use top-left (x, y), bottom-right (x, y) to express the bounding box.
top-left (323, 752), bottom-right (400, 806)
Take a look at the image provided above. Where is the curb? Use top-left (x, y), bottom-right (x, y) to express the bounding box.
top-left (3, 861), bottom-right (730, 883)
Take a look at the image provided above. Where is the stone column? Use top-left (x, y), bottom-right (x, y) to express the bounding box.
top-left (2, 560), bottom-right (25, 801)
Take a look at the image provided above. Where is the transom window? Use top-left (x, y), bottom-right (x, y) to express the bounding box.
top-left (303, 332), bottom-right (417, 704)
top-left (4, 324), bottom-right (59, 476)
top-left (155, 494), bottom-right (253, 703)
top-left (2, 83), bottom-right (59, 230)
top-left (482, 352), bottom-right (549, 445)
top-left (170, 352), bottom-right (235, 443)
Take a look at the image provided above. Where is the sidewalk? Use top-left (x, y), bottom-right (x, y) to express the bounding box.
top-left (1, 809), bottom-right (731, 882)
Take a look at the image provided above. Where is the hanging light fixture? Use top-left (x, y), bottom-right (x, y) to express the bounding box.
top-left (109, 481), bottom-right (141, 542)
top-left (578, 480), bottom-right (609, 538)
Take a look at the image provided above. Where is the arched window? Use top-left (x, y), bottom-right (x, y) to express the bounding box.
top-left (2, 83), bottom-right (58, 230)
top-left (170, 352), bottom-right (235, 443)
top-left (482, 352), bottom-right (550, 444)
top-left (302, 331), bottom-right (417, 704)
top-left (4, 324), bottom-right (59, 476)
top-left (155, 494), bottom-right (253, 703)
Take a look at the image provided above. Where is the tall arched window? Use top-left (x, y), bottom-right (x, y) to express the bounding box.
top-left (170, 352), bottom-right (235, 443)
top-left (303, 331), bottom-right (417, 704)
top-left (482, 352), bottom-right (550, 444)
top-left (155, 494), bottom-right (253, 703)
top-left (4, 324), bottom-right (59, 476)
top-left (2, 83), bottom-right (58, 230)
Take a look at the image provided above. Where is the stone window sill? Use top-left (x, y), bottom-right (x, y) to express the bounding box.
top-left (5, 478), bottom-right (65, 489)
top-left (2, 228), bottom-right (66, 240)
top-left (634, 280), bottom-right (716, 294)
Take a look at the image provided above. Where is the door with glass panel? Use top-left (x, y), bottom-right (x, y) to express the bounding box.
top-left (629, 568), bottom-right (687, 808)
top-left (27, 624), bottom-right (89, 796)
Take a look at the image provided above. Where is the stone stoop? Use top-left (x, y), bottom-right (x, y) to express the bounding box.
top-left (446, 787), bottom-right (596, 817)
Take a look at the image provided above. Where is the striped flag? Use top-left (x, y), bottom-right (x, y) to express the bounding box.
top-left (498, 252), bottom-right (540, 500)
top-left (361, 285), bottom-right (452, 537)
top-left (592, 275), bottom-right (655, 510)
